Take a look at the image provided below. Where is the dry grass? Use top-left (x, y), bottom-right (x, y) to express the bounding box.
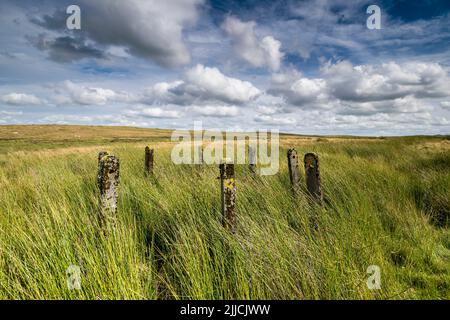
top-left (0, 125), bottom-right (174, 141)
top-left (0, 125), bottom-right (449, 300)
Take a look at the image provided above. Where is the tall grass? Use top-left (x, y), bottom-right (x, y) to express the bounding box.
top-left (0, 136), bottom-right (449, 299)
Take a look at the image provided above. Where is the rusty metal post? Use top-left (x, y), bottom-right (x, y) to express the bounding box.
top-left (97, 154), bottom-right (120, 232)
top-left (220, 163), bottom-right (236, 233)
top-left (249, 145), bottom-right (256, 174)
top-left (145, 146), bottom-right (154, 175)
top-left (287, 148), bottom-right (300, 194)
top-left (304, 153), bottom-right (322, 202)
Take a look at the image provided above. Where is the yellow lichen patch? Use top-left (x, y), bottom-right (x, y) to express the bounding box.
top-left (224, 178), bottom-right (235, 190)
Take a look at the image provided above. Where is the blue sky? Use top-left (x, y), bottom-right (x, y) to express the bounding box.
top-left (0, 0), bottom-right (449, 135)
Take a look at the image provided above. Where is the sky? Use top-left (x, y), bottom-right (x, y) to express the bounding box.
top-left (0, 0), bottom-right (450, 136)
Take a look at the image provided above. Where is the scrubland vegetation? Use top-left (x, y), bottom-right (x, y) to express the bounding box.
top-left (0, 125), bottom-right (449, 299)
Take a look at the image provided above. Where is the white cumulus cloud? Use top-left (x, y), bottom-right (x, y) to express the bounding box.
top-left (323, 60), bottom-right (450, 102)
top-left (80, 0), bottom-right (203, 67)
top-left (271, 60), bottom-right (450, 116)
top-left (222, 16), bottom-right (284, 71)
top-left (127, 107), bottom-right (182, 119)
top-left (145, 64), bottom-right (261, 105)
top-left (254, 114), bottom-right (297, 125)
top-left (58, 81), bottom-right (135, 105)
top-left (440, 101), bottom-right (450, 108)
top-left (189, 105), bottom-right (240, 117)
top-left (33, 0), bottom-right (204, 67)
top-left (1, 93), bottom-right (42, 105)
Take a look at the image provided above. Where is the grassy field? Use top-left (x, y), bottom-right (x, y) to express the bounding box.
top-left (0, 125), bottom-right (449, 299)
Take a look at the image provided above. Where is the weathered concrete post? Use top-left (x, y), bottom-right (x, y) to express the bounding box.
top-left (304, 153), bottom-right (322, 202)
top-left (287, 148), bottom-right (300, 194)
top-left (220, 162), bottom-right (236, 233)
top-left (249, 145), bottom-right (256, 174)
top-left (97, 154), bottom-right (120, 232)
top-left (197, 146), bottom-right (203, 167)
top-left (145, 146), bottom-right (154, 175)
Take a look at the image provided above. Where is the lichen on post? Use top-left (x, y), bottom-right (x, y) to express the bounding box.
top-left (287, 148), bottom-right (300, 195)
top-left (97, 154), bottom-right (120, 232)
top-left (98, 151), bottom-right (108, 164)
top-left (304, 152), bottom-right (323, 203)
top-left (220, 162), bottom-right (236, 233)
